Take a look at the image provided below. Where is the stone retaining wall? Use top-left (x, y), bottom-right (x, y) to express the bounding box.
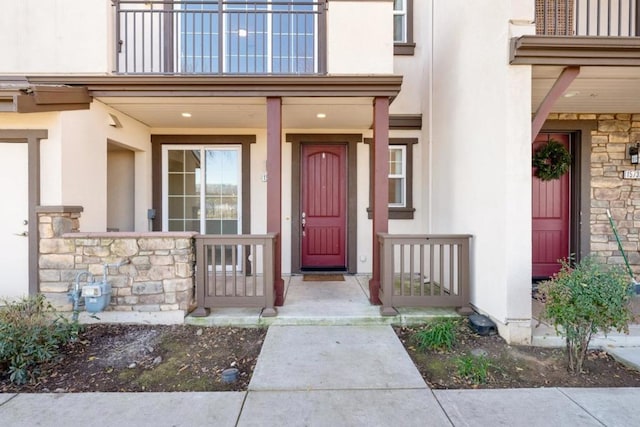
top-left (548, 113), bottom-right (640, 272)
top-left (37, 207), bottom-right (196, 314)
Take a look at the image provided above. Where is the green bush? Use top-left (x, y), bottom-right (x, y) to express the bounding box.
top-left (0, 294), bottom-right (81, 385)
top-left (539, 257), bottom-right (633, 374)
top-left (455, 354), bottom-right (491, 385)
top-left (412, 318), bottom-right (457, 352)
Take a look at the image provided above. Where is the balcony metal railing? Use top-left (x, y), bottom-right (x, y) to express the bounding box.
top-left (536, 0), bottom-right (640, 36)
top-left (378, 234), bottom-right (472, 314)
top-left (193, 233), bottom-right (277, 316)
top-left (114, 0), bottom-right (325, 74)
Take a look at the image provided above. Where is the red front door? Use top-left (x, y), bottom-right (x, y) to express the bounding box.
top-left (532, 133), bottom-right (571, 278)
top-left (301, 144), bottom-right (347, 269)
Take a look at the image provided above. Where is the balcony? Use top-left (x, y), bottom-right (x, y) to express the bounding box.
top-left (512, 1), bottom-right (640, 65)
top-left (536, 0), bottom-right (640, 36)
top-left (114, 0), bottom-right (325, 75)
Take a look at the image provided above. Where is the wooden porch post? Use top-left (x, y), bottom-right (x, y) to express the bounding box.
top-left (267, 97), bottom-right (285, 305)
top-left (369, 97), bottom-right (389, 304)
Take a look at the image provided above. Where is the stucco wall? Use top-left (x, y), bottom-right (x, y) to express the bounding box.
top-left (0, 0), bottom-right (110, 73)
top-left (107, 149), bottom-right (135, 232)
top-left (326, 1), bottom-right (394, 74)
top-left (59, 102), bottom-right (151, 232)
top-left (0, 0), bottom-right (394, 76)
top-left (429, 1), bottom-right (534, 343)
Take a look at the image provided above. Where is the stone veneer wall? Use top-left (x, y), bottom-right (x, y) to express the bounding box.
top-left (37, 207), bottom-right (197, 313)
top-left (546, 113), bottom-right (640, 272)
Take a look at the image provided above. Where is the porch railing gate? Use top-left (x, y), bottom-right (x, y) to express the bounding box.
top-left (193, 233), bottom-right (277, 316)
top-left (378, 233), bottom-right (472, 315)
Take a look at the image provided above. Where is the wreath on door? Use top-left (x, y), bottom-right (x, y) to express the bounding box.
top-left (532, 139), bottom-right (571, 181)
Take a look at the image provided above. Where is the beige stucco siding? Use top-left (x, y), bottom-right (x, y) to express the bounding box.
top-left (0, 0), bottom-right (110, 74)
top-left (429, 0), bottom-right (534, 343)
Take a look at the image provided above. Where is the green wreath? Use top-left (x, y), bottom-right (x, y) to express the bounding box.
top-left (533, 139), bottom-right (571, 181)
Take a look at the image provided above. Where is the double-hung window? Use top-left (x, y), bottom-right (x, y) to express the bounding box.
top-left (388, 145), bottom-right (406, 207)
top-left (393, 0), bottom-right (407, 43)
top-left (367, 138), bottom-right (417, 219)
top-left (393, 0), bottom-right (415, 55)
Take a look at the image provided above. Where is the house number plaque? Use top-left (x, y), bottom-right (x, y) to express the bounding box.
top-left (624, 170), bottom-right (640, 179)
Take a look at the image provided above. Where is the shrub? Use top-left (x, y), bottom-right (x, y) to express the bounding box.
top-left (412, 318), bottom-right (457, 352)
top-left (455, 354), bottom-right (491, 385)
top-left (0, 294), bottom-right (81, 384)
top-left (539, 257), bottom-right (633, 374)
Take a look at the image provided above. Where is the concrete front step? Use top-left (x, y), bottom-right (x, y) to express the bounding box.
top-left (185, 306), bottom-right (459, 328)
top-left (532, 320), bottom-right (640, 348)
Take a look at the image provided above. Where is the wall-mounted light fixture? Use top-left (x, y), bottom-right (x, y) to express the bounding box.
top-left (630, 142), bottom-right (639, 164)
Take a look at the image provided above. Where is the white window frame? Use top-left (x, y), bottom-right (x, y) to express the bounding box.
top-left (393, 0), bottom-right (407, 43)
top-left (388, 145), bottom-right (406, 208)
top-left (161, 145), bottom-right (242, 235)
top-left (176, 1), bottom-right (319, 73)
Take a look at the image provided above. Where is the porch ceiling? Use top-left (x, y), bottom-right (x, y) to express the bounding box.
top-left (532, 66), bottom-right (640, 113)
top-left (20, 74), bottom-right (402, 130)
top-left (98, 96), bottom-right (376, 129)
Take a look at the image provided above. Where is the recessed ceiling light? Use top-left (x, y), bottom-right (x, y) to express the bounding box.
top-left (563, 91), bottom-right (580, 98)
top-left (316, 113), bottom-right (326, 119)
top-left (181, 112), bottom-right (192, 118)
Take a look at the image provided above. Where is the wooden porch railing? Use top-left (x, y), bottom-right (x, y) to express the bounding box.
top-left (378, 233), bottom-right (472, 316)
top-left (192, 233), bottom-right (277, 317)
top-left (536, 0), bottom-right (640, 36)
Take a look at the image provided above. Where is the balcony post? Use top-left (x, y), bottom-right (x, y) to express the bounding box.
top-left (267, 97), bottom-right (285, 305)
top-left (369, 97), bottom-right (390, 305)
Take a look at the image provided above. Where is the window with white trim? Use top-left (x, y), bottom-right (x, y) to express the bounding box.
top-left (388, 145), bottom-right (406, 207)
top-left (367, 138), bottom-right (417, 219)
top-left (393, 0), bottom-right (415, 55)
top-left (393, 0), bottom-right (407, 43)
top-left (163, 145), bottom-right (242, 234)
top-left (178, 0), bottom-right (318, 73)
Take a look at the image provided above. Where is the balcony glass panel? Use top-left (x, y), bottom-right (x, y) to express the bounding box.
top-left (116, 0), bottom-right (322, 74)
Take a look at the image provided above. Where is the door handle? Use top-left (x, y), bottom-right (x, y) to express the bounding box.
top-left (14, 231), bottom-right (28, 237)
top-left (301, 212), bottom-right (306, 229)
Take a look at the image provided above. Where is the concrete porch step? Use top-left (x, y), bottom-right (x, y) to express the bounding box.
top-left (185, 306), bottom-right (459, 328)
top-left (185, 275), bottom-right (459, 328)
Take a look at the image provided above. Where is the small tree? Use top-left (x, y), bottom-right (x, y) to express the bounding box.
top-left (540, 257), bottom-right (634, 374)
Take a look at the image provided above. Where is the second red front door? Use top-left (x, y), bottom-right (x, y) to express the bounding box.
top-left (301, 144), bottom-right (347, 269)
top-left (532, 133), bottom-right (571, 278)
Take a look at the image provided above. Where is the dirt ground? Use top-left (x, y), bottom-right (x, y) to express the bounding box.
top-left (3, 320), bottom-right (640, 392)
top-left (0, 324), bottom-right (266, 393)
top-left (395, 321), bottom-right (640, 389)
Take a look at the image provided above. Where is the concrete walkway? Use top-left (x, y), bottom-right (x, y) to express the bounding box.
top-left (2, 277), bottom-right (640, 426)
